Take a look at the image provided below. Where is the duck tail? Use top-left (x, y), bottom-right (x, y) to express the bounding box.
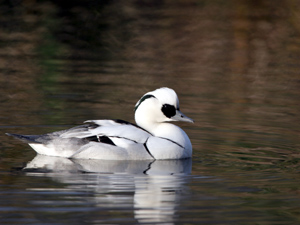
top-left (6, 133), bottom-right (42, 144)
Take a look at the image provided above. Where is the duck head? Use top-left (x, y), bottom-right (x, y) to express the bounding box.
top-left (134, 87), bottom-right (193, 132)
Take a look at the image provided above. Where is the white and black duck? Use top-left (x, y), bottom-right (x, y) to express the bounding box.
top-left (6, 87), bottom-right (194, 160)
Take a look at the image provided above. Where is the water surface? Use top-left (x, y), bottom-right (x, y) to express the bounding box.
top-left (1, 1), bottom-right (300, 224)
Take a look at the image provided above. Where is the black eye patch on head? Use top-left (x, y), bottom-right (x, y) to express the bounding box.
top-left (161, 104), bottom-right (176, 118)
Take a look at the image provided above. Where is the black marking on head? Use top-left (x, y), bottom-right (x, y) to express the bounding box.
top-left (85, 135), bottom-right (116, 146)
top-left (161, 104), bottom-right (176, 118)
top-left (135, 94), bottom-right (156, 111)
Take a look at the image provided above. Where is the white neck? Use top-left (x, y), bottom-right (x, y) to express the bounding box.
top-left (135, 114), bottom-right (191, 148)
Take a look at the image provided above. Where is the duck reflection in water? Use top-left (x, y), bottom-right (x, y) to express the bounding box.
top-left (24, 155), bottom-right (192, 224)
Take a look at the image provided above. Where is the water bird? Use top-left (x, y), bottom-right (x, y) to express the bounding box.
top-left (6, 87), bottom-right (193, 160)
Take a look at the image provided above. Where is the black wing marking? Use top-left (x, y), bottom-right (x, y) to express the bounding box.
top-left (84, 135), bottom-right (99, 142)
top-left (84, 135), bottom-right (116, 146)
top-left (99, 136), bottom-right (116, 146)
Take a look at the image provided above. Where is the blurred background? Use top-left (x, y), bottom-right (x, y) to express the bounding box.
top-left (1, 0), bottom-right (300, 224)
top-left (1, 0), bottom-right (299, 162)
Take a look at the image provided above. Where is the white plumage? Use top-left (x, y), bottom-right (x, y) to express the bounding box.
top-left (6, 87), bottom-right (194, 160)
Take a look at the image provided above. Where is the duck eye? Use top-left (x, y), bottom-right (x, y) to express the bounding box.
top-left (161, 104), bottom-right (176, 118)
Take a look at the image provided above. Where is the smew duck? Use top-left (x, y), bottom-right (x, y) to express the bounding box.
top-left (6, 87), bottom-right (194, 160)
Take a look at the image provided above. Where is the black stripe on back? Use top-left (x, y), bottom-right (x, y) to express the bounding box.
top-left (113, 119), bottom-right (153, 135)
top-left (113, 119), bottom-right (132, 125)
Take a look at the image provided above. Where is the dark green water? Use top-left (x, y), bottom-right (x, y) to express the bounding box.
top-left (1, 1), bottom-right (300, 224)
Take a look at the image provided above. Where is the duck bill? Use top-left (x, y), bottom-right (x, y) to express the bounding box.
top-left (172, 110), bottom-right (194, 123)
